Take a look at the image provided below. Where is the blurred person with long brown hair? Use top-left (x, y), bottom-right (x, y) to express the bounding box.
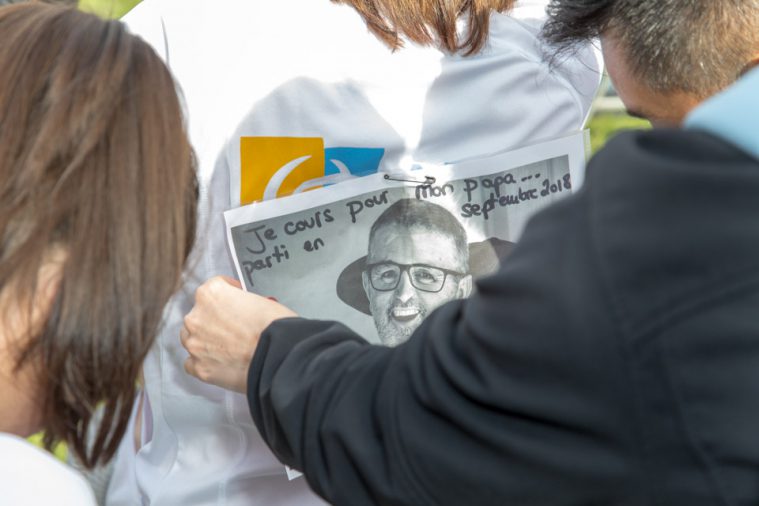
top-left (112, 0), bottom-right (603, 504)
top-left (0, 3), bottom-right (197, 503)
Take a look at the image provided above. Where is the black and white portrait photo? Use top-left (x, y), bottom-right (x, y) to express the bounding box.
top-left (340, 199), bottom-right (472, 346)
top-left (336, 199), bottom-right (523, 346)
top-left (226, 135), bottom-right (586, 344)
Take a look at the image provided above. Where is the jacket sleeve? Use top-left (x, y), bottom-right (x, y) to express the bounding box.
top-left (245, 127), bottom-right (759, 506)
top-left (246, 152), bottom-right (642, 506)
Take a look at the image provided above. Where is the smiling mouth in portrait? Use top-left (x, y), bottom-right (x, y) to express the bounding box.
top-left (389, 305), bottom-right (423, 324)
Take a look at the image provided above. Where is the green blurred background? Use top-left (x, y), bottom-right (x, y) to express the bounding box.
top-left (79, 0), bottom-right (137, 18)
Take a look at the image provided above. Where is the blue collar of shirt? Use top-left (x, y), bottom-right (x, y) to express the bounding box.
top-left (685, 67), bottom-right (759, 160)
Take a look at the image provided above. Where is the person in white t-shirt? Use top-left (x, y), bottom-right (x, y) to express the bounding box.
top-left (110, 0), bottom-right (602, 504)
top-left (0, 4), bottom-right (197, 504)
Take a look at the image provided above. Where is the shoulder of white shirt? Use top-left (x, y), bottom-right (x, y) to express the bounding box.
top-left (0, 433), bottom-right (96, 505)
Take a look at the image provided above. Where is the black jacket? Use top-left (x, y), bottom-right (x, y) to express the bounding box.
top-left (247, 130), bottom-right (759, 506)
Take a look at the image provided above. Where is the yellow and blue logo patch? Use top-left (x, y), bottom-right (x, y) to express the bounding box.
top-left (240, 137), bottom-right (385, 205)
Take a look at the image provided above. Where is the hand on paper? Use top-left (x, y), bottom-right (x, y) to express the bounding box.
top-left (180, 276), bottom-right (297, 393)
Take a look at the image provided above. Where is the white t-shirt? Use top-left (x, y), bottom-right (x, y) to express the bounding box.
top-left (111, 1), bottom-right (602, 505)
top-left (0, 434), bottom-right (96, 506)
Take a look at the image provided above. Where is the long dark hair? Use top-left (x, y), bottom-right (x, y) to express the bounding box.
top-left (0, 4), bottom-right (197, 467)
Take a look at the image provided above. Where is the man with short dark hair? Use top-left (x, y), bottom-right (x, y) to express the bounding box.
top-left (543, 0), bottom-right (759, 126)
top-left (361, 199), bottom-right (472, 346)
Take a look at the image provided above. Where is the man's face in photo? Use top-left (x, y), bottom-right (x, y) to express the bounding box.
top-left (362, 224), bottom-right (472, 346)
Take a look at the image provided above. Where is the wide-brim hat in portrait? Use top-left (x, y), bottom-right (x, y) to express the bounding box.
top-left (336, 237), bottom-right (515, 315)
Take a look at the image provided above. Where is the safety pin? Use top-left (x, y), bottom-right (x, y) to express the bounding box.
top-left (383, 174), bottom-right (437, 185)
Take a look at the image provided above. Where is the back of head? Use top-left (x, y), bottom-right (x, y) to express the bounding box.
top-left (543, 0), bottom-right (759, 97)
top-left (0, 3), bottom-right (197, 466)
top-left (334, 0), bottom-right (516, 55)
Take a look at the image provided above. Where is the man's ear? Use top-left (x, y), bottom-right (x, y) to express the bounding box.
top-left (457, 274), bottom-right (473, 299)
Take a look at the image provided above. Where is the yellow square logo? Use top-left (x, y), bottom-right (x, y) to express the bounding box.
top-left (240, 137), bottom-right (326, 204)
